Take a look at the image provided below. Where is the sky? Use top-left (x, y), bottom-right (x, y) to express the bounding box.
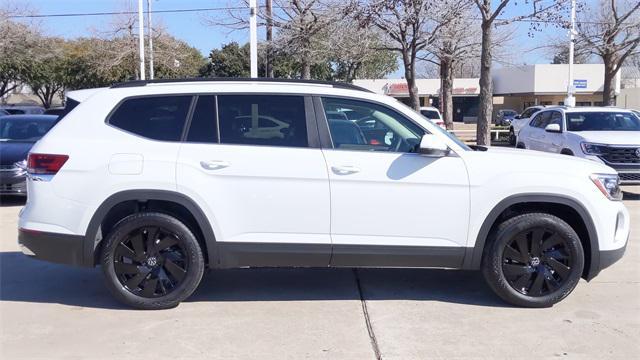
top-left (9, 0), bottom-right (598, 78)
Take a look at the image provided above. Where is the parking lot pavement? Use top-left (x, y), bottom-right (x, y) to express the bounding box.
top-left (1, 189), bottom-right (639, 359)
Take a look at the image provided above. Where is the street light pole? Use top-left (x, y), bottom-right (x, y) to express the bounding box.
top-left (565, 0), bottom-right (576, 107)
top-left (147, 0), bottom-right (154, 80)
top-left (249, 0), bottom-right (258, 78)
top-left (137, 0), bottom-right (146, 80)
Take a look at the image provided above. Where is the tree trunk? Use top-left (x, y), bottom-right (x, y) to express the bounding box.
top-left (301, 60), bottom-right (311, 79)
top-left (602, 55), bottom-right (617, 106)
top-left (476, 21), bottom-right (493, 146)
top-left (403, 51), bottom-right (420, 111)
top-left (440, 57), bottom-right (454, 130)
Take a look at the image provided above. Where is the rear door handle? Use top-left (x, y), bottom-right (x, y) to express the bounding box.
top-left (200, 160), bottom-right (230, 170)
top-left (331, 165), bottom-right (360, 175)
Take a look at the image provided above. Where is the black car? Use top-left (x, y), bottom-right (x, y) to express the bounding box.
top-left (0, 115), bottom-right (58, 195)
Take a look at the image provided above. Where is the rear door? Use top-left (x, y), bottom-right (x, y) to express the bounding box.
top-left (177, 94), bottom-right (331, 267)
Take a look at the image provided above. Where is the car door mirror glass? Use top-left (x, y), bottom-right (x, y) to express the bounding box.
top-left (418, 134), bottom-right (449, 156)
top-left (545, 123), bottom-right (561, 133)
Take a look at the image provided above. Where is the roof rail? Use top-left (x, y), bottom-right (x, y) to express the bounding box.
top-left (110, 77), bottom-right (373, 93)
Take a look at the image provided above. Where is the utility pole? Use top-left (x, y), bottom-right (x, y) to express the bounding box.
top-left (266, 0), bottom-right (273, 78)
top-left (249, 0), bottom-right (258, 78)
top-left (147, 0), bottom-right (154, 80)
top-left (137, 0), bottom-right (146, 80)
top-left (565, 0), bottom-right (576, 107)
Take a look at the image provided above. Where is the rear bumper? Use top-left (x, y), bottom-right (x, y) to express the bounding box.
top-left (18, 228), bottom-right (87, 266)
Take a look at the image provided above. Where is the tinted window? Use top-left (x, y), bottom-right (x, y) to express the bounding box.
top-left (217, 95), bottom-right (307, 147)
top-left (549, 111), bottom-right (563, 128)
top-left (6, 109), bottom-right (25, 115)
top-left (186, 96), bottom-right (217, 143)
top-left (109, 96), bottom-right (192, 141)
top-left (322, 97), bottom-right (425, 152)
top-left (566, 112), bottom-right (640, 132)
top-left (531, 112), bottom-right (552, 128)
top-left (0, 116), bottom-right (56, 141)
top-left (420, 110), bottom-right (440, 119)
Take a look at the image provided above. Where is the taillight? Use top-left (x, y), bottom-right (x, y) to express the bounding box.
top-left (27, 153), bottom-right (69, 175)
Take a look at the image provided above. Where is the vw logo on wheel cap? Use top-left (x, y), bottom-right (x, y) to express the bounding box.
top-left (635, 148), bottom-right (640, 158)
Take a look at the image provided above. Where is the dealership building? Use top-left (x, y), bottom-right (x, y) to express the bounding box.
top-left (353, 64), bottom-right (628, 122)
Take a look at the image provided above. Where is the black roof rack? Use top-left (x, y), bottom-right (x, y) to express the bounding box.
top-left (110, 77), bottom-right (373, 93)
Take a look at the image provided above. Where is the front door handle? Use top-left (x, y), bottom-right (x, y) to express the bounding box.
top-left (200, 160), bottom-right (230, 170)
top-left (331, 165), bottom-right (360, 175)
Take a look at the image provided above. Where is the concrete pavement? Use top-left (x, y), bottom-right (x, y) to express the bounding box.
top-left (1, 189), bottom-right (638, 359)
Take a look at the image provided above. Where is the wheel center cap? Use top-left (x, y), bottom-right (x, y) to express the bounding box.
top-left (530, 257), bottom-right (541, 267)
top-left (146, 257), bottom-right (158, 266)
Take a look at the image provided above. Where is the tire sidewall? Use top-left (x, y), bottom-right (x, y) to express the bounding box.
top-left (483, 213), bottom-right (584, 308)
top-left (101, 212), bottom-right (204, 310)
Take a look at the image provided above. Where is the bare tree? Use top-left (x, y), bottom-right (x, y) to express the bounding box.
top-left (352, 0), bottom-right (463, 111)
top-left (578, 0), bottom-right (640, 105)
top-left (472, 0), bottom-right (567, 145)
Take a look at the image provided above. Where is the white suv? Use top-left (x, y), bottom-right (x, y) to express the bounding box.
top-left (517, 106), bottom-right (640, 184)
top-left (18, 79), bottom-right (629, 309)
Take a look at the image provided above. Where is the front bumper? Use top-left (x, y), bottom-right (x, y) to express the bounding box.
top-left (18, 228), bottom-right (86, 266)
top-left (0, 167), bottom-right (27, 195)
top-left (599, 241), bottom-right (627, 271)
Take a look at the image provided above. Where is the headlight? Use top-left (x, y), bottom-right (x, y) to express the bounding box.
top-left (590, 174), bottom-right (622, 201)
top-left (14, 160), bottom-right (27, 170)
top-left (581, 142), bottom-right (608, 155)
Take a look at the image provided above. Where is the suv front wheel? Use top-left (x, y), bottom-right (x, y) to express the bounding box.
top-left (482, 213), bottom-right (584, 307)
top-left (101, 212), bottom-right (205, 310)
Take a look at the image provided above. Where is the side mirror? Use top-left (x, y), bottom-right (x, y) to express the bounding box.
top-left (418, 134), bottom-right (449, 157)
top-left (545, 123), bottom-right (561, 133)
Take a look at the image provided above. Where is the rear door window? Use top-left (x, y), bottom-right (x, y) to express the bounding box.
top-left (186, 95), bottom-right (218, 143)
top-left (217, 95), bottom-right (308, 147)
top-left (109, 96), bottom-right (192, 141)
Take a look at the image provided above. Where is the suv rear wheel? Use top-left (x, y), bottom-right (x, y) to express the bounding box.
top-left (101, 212), bottom-right (205, 310)
top-left (482, 213), bottom-right (584, 307)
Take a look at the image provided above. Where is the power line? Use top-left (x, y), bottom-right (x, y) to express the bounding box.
top-left (6, 6), bottom-right (623, 26)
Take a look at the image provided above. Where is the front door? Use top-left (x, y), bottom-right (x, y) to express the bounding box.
top-left (318, 97), bottom-right (470, 268)
top-left (177, 94), bottom-right (331, 267)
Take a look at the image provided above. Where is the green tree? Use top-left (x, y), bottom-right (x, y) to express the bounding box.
top-left (201, 42), bottom-right (251, 78)
top-left (22, 38), bottom-right (66, 108)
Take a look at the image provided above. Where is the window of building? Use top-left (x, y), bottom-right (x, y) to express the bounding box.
top-left (217, 95), bottom-right (308, 147)
top-left (109, 96), bottom-right (192, 141)
top-left (186, 96), bottom-right (217, 143)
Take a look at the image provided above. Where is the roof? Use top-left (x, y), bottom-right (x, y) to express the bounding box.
top-left (0, 114), bottom-right (58, 120)
top-left (110, 78), bottom-right (372, 93)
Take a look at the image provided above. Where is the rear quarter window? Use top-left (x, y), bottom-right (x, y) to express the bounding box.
top-left (108, 96), bottom-right (192, 141)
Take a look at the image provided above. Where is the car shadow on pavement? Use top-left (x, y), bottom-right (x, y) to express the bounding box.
top-left (0, 195), bottom-right (26, 207)
top-left (1, 251), bottom-right (504, 309)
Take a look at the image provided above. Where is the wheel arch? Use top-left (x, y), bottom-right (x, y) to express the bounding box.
top-left (83, 190), bottom-right (217, 268)
top-left (463, 194), bottom-right (600, 280)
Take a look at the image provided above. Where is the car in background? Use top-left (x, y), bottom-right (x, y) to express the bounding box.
top-left (44, 107), bottom-right (66, 117)
top-left (0, 115), bottom-right (58, 195)
top-left (0, 109), bottom-right (9, 116)
top-left (508, 105), bottom-right (546, 145)
top-left (419, 106), bottom-right (445, 129)
top-left (495, 109), bottom-right (518, 126)
top-left (516, 106), bottom-right (640, 184)
top-left (0, 105), bottom-right (45, 115)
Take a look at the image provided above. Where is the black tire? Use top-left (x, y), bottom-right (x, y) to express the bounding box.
top-left (516, 142), bottom-right (526, 149)
top-left (508, 127), bottom-right (516, 146)
top-left (101, 212), bottom-right (205, 310)
top-left (482, 213), bottom-right (584, 308)
top-left (561, 149), bottom-right (574, 156)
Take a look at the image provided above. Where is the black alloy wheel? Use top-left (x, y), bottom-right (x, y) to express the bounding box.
top-left (482, 213), bottom-right (584, 307)
top-left (102, 212), bottom-right (204, 310)
top-left (113, 226), bottom-right (188, 298)
top-left (501, 227), bottom-right (574, 296)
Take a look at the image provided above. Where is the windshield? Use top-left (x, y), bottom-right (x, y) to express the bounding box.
top-left (420, 110), bottom-right (440, 119)
top-left (0, 117), bottom-right (56, 142)
top-left (566, 112), bottom-right (640, 132)
top-left (502, 110), bottom-right (517, 116)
